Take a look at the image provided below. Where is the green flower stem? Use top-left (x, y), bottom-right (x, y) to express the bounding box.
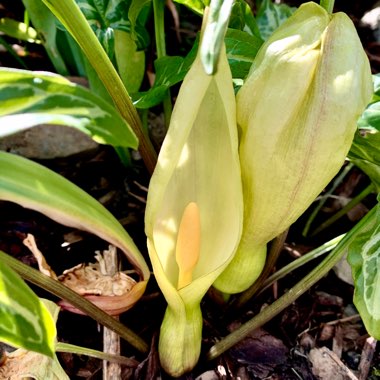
top-left (259, 234), bottom-right (344, 295)
top-left (153, 0), bottom-right (173, 129)
top-left (207, 206), bottom-right (376, 360)
top-left (153, 0), bottom-right (172, 129)
top-left (56, 342), bottom-right (139, 367)
top-left (232, 230), bottom-right (288, 309)
top-left (311, 183), bottom-right (375, 236)
top-left (42, 0), bottom-right (157, 174)
top-left (0, 251), bottom-right (148, 354)
top-left (303, 163), bottom-right (353, 237)
top-left (320, 0), bottom-right (335, 13)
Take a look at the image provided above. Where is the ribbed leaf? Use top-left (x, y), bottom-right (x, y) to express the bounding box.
top-left (0, 68), bottom-right (138, 149)
top-left (0, 261), bottom-right (56, 357)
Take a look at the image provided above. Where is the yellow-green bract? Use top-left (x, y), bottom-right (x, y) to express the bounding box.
top-left (145, 46), bottom-right (243, 377)
top-left (214, 2), bottom-right (373, 294)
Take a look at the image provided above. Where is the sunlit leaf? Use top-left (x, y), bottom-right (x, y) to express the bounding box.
top-left (173, 0), bottom-right (207, 15)
top-left (0, 261), bottom-right (56, 357)
top-left (0, 18), bottom-right (41, 43)
top-left (0, 68), bottom-right (138, 149)
top-left (225, 28), bottom-right (262, 79)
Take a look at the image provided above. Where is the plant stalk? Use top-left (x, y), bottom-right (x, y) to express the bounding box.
top-left (311, 183), bottom-right (375, 236)
top-left (0, 250), bottom-right (148, 354)
top-left (207, 206), bottom-right (376, 360)
top-left (320, 0), bottom-right (335, 13)
top-left (259, 234), bottom-right (344, 295)
top-left (153, 0), bottom-right (172, 129)
top-left (303, 163), bottom-right (353, 237)
top-left (56, 342), bottom-right (139, 367)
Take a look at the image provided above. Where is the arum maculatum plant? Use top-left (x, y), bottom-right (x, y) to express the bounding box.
top-left (214, 1), bottom-right (373, 294)
top-left (144, 44), bottom-right (243, 376)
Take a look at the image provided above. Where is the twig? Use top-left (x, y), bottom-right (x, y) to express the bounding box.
top-left (358, 337), bottom-right (377, 380)
top-left (102, 247), bottom-right (121, 380)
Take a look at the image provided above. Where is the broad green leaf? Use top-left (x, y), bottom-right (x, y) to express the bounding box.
top-left (0, 261), bottom-right (55, 357)
top-left (114, 29), bottom-right (145, 93)
top-left (0, 68), bottom-right (138, 149)
top-left (348, 200), bottom-right (380, 339)
top-left (225, 28), bottom-right (262, 79)
top-left (133, 40), bottom-right (198, 108)
top-left (0, 151), bottom-right (150, 287)
top-left (0, 18), bottom-right (41, 43)
top-left (173, 0), bottom-right (207, 15)
top-left (349, 131), bottom-right (380, 190)
top-left (256, 0), bottom-right (295, 41)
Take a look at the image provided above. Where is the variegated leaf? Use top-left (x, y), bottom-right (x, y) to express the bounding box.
top-left (0, 260), bottom-right (56, 357)
top-left (75, 0), bottom-right (149, 51)
top-left (348, 200), bottom-right (380, 338)
top-left (0, 68), bottom-right (138, 149)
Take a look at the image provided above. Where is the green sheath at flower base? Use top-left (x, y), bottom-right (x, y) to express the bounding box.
top-left (214, 2), bottom-right (373, 294)
top-left (145, 45), bottom-right (243, 376)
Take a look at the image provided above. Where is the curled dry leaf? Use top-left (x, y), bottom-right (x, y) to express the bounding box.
top-left (23, 234), bottom-right (141, 316)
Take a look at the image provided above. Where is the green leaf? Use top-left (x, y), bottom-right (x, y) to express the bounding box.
top-left (372, 74), bottom-right (380, 103)
top-left (22, 0), bottom-right (69, 75)
top-left (0, 151), bottom-right (150, 283)
top-left (0, 261), bottom-right (56, 357)
top-left (358, 101), bottom-right (380, 131)
top-left (114, 29), bottom-right (145, 93)
top-left (173, 0), bottom-right (207, 15)
top-left (0, 68), bottom-right (138, 149)
top-left (229, 0), bottom-right (262, 39)
top-left (349, 131), bottom-right (380, 190)
top-left (225, 28), bottom-right (263, 79)
top-left (76, 0), bottom-right (150, 51)
top-left (133, 40), bottom-right (198, 108)
top-left (128, 0), bottom-right (151, 48)
top-left (0, 18), bottom-right (41, 43)
top-left (256, 0), bottom-right (295, 41)
top-left (348, 200), bottom-right (380, 339)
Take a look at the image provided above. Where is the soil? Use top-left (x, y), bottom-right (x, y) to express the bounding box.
top-left (0, 1), bottom-right (380, 379)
